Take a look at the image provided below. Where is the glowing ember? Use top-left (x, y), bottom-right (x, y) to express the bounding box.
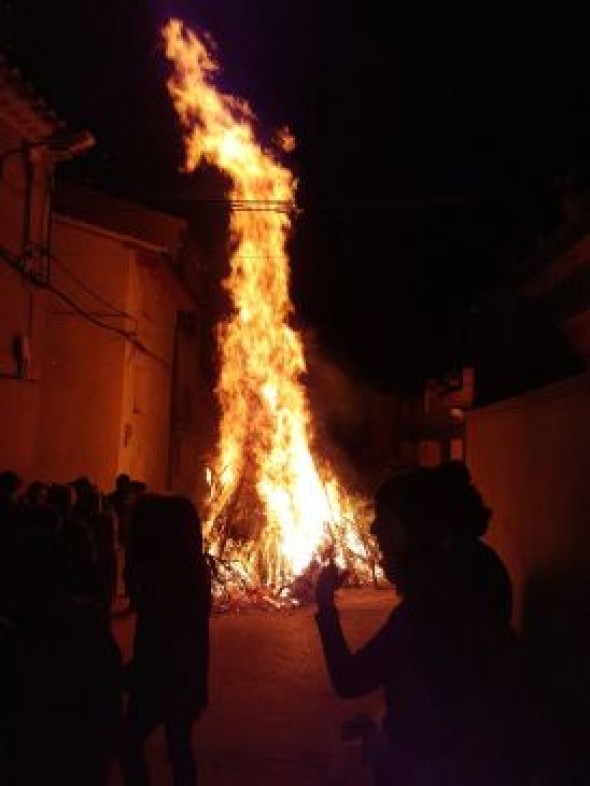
top-left (162, 19), bottom-right (373, 591)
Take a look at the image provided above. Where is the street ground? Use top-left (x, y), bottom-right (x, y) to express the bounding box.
top-left (108, 588), bottom-right (396, 786)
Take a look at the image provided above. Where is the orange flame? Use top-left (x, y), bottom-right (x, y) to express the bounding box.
top-left (163, 19), bottom-right (367, 586)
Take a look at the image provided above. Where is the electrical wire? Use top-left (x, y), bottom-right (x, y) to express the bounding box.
top-left (0, 246), bottom-right (171, 370)
top-left (46, 283), bottom-right (171, 369)
top-left (49, 251), bottom-right (137, 321)
top-left (152, 194), bottom-right (467, 211)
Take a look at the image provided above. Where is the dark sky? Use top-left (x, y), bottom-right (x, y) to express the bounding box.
top-left (2, 0), bottom-right (589, 389)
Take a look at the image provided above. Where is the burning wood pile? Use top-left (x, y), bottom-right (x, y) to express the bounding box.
top-left (202, 467), bottom-right (381, 610)
top-left (162, 20), bottom-right (380, 608)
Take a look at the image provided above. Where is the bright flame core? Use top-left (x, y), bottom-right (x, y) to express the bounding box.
top-left (163, 19), bottom-right (366, 586)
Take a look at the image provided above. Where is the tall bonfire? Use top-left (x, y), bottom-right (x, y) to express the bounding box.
top-left (162, 19), bottom-right (373, 598)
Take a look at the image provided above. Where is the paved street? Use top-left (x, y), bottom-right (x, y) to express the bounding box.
top-left (109, 588), bottom-right (395, 786)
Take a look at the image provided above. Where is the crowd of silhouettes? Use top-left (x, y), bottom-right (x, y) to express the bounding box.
top-left (2, 458), bottom-right (576, 785)
top-left (0, 470), bottom-right (210, 786)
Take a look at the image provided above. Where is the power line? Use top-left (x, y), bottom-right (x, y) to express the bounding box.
top-left (0, 247), bottom-right (171, 370)
top-left (49, 251), bottom-right (137, 321)
top-left (152, 194), bottom-right (468, 211)
top-left (46, 283), bottom-right (171, 369)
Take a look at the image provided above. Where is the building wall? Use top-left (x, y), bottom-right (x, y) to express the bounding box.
top-left (465, 374), bottom-right (590, 627)
top-left (168, 311), bottom-right (209, 503)
top-left (0, 118), bottom-right (51, 477)
top-left (34, 218), bottom-right (131, 488)
top-left (38, 217), bottom-right (199, 493)
top-left (2, 167), bottom-right (202, 493)
top-left (118, 248), bottom-right (190, 491)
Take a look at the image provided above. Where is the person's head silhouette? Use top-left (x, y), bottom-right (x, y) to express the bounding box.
top-left (371, 468), bottom-right (447, 596)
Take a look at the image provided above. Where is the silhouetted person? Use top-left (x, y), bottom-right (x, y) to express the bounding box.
top-left (15, 502), bottom-right (66, 627)
top-left (20, 481), bottom-right (48, 511)
top-left (0, 471), bottom-right (22, 783)
top-left (106, 473), bottom-right (131, 548)
top-left (106, 473), bottom-right (132, 605)
top-left (0, 471), bottom-right (23, 621)
top-left (121, 480), bottom-right (147, 610)
top-left (71, 478), bottom-right (117, 610)
top-left (92, 505), bottom-right (117, 608)
top-left (121, 494), bottom-right (210, 786)
top-left (0, 470), bottom-right (21, 508)
top-left (521, 569), bottom-right (590, 785)
top-left (47, 483), bottom-right (99, 603)
top-left (13, 488), bottom-right (121, 786)
top-left (46, 482), bottom-right (74, 524)
top-left (315, 467), bottom-right (530, 786)
top-left (0, 599), bottom-right (18, 784)
top-left (433, 460), bottom-right (513, 624)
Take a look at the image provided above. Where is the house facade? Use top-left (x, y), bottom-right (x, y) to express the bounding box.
top-left (0, 55), bottom-right (208, 497)
top-left (34, 182), bottom-right (206, 495)
top-left (0, 55), bottom-right (91, 477)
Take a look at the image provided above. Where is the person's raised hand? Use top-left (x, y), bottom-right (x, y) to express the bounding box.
top-left (315, 560), bottom-right (347, 610)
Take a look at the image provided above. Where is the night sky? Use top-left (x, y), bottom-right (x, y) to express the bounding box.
top-left (2, 0), bottom-right (589, 390)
